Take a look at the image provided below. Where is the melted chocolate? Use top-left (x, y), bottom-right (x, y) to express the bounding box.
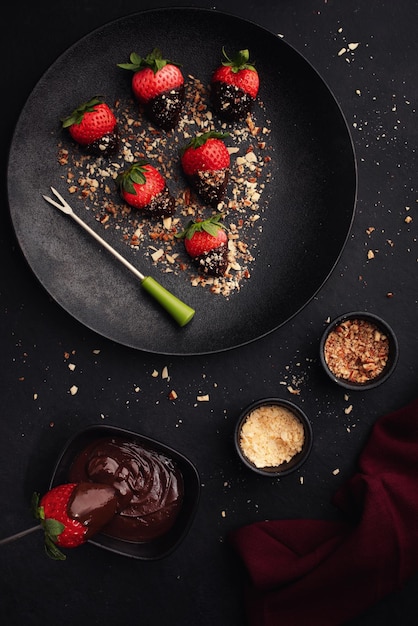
top-left (194, 243), bottom-right (229, 277)
top-left (211, 82), bottom-right (255, 122)
top-left (67, 482), bottom-right (119, 539)
top-left (188, 169), bottom-right (229, 207)
top-left (83, 128), bottom-right (119, 156)
top-left (144, 186), bottom-right (176, 218)
top-left (145, 85), bottom-right (185, 131)
top-left (69, 437), bottom-right (184, 542)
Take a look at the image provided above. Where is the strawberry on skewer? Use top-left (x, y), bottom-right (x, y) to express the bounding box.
top-left (180, 131), bottom-right (231, 207)
top-left (116, 160), bottom-right (176, 218)
top-left (0, 483), bottom-right (119, 560)
top-left (210, 48), bottom-right (259, 122)
top-left (117, 48), bottom-right (185, 131)
top-left (175, 213), bottom-right (229, 277)
top-left (61, 96), bottom-right (118, 155)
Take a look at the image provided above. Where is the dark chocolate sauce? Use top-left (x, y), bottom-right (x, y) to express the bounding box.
top-left (211, 82), bottom-right (255, 122)
top-left (69, 437), bottom-right (184, 542)
top-left (67, 483), bottom-right (119, 539)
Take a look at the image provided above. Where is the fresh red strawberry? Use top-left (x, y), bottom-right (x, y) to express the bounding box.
top-left (61, 96), bottom-right (118, 155)
top-left (211, 48), bottom-right (259, 122)
top-left (117, 48), bottom-right (185, 131)
top-left (116, 160), bottom-right (175, 218)
top-left (180, 131), bottom-right (230, 207)
top-left (33, 482), bottom-right (118, 560)
top-left (175, 213), bottom-right (229, 276)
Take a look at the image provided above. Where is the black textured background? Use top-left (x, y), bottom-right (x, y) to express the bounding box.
top-left (1, 1), bottom-right (417, 625)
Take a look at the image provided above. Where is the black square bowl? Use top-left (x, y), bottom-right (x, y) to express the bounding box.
top-left (50, 424), bottom-right (201, 560)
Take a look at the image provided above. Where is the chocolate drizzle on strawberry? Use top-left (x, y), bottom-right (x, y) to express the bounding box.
top-left (146, 85), bottom-right (185, 131)
top-left (67, 483), bottom-right (118, 540)
top-left (83, 129), bottom-right (119, 156)
top-left (144, 186), bottom-right (176, 218)
top-left (194, 244), bottom-right (229, 277)
top-left (211, 82), bottom-right (255, 122)
top-left (188, 168), bottom-right (229, 207)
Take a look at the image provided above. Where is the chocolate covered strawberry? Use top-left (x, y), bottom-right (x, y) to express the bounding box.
top-left (175, 213), bottom-right (229, 276)
top-left (210, 48), bottom-right (259, 122)
top-left (33, 482), bottom-right (118, 560)
top-left (117, 48), bottom-right (185, 131)
top-left (61, 97), bottom-right (118, 155)
top-left (116, 160), bottom-right (175, 218)
top-left (180, 131), bottom-right (230, 207)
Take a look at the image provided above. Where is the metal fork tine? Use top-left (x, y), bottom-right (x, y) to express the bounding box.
top-left (41, 187), bottom-right (195, 326)
top-left (43, 187), bottom-right (73, 214)
top-left (42, 194), bottom-right (64, 210)
top-left (50, 186), bottom-right (69, 207)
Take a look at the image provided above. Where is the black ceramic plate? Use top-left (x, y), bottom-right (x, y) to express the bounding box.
top-left (7, 8), bottom-right (356, 355)
top-left (50, 425), bottom-right (201, 560)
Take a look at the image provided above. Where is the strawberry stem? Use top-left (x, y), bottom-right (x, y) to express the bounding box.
top-left (221, 47), bottom-right (256, 73)
top-left (0, 524), bottom-right (42, 545)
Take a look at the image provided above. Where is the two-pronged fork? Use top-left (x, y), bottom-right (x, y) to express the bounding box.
top-left (42, 187), bottom-right (195, 327)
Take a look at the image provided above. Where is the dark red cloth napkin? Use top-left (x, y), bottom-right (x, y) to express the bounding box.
top-left (229, 397), bottom-right (418, 626)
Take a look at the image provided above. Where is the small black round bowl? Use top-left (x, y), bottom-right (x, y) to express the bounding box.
top-left (234, 398), bottom-right (313, 477)
top-left (319, 311), bottom-right (399, 391)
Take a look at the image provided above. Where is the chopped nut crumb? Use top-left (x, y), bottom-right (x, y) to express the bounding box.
top-left (324, 318), bottom-right (390, 383)
top-left (69, 385), bottom-right (78, 396)
top-left (240, 404), bottom-right (304, 468)
top-left (57, 74), bottom-right (274, 299)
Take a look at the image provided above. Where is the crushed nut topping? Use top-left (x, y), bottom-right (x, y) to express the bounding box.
top-left (57, 75), bottom-right (274, 298)
top-left (324, 318), bottom-right (390, 384)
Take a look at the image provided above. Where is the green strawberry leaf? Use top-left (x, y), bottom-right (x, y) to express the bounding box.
top-left (32, 492), bottom-right (42, 519)
top-left (32, 491), bottom-right (67, 561)
top-left (221, 47), bottom-right (256, 73)
top-left (175, 213), bottom-right (226, 240)
top-left (61, 96), bottom-right (104, 128)
top-left (117, 51), bottom-right (143, 71)
top-left (44, 518), bottom-right (65, 543)
top-left (117, 48), bottom-right (181, 74)
top-left (115, 161), bottom-right (149, 195)
top-left (130, 169), bottom-right (147, 185)
top-left (44, 535), bottom-right (66, 561)
top-left (182, 131), bottom-right (230, 154)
